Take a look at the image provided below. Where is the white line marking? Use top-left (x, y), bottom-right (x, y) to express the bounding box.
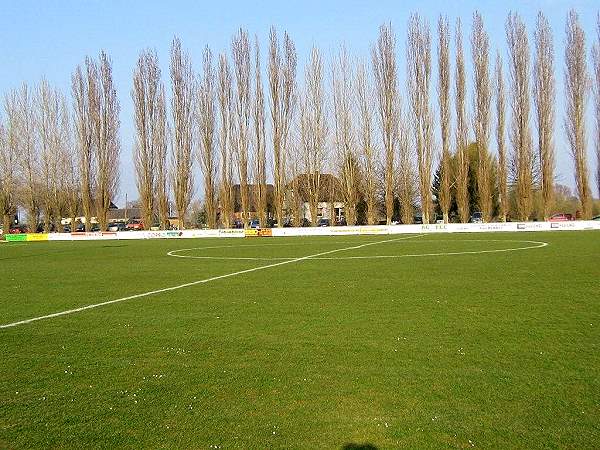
top-left (168, 239), bottom-right (548, 261)
top-left (0, 235), bottom-right (422, 329)
top-left (165, 240), bottom-right (379, 254)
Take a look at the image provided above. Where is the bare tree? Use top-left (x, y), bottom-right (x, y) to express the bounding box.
top-left (407, 14), bottom-right (435, 224)
top-left (253, 36), bottom-right (268, 227)
top-left (507, 12), bottom-right (534, 221)
top-left (37, 80), bottom-right (59, 231)
top-left (268, 28), bottom-right (284, 227)
top-left (53, 93), bottom-right (72, 227)
top-left (0, 112), bottom-right (18, 234)
top-left (170, 37), bottom-right (195, 229)
top-left (155, 87), bottom-right (169, 229)
top-left (495, 52), bottom-right (508, 222)
top-left (231, 29), bottom-right (252, 227)
top-left (217, 54), bottom-right (234, 228)
top-left (72, 60), bottom-right (96, 231)
top-left (437, 15), bottom-right (452, 223)
top-left (455, 18), bottom-right (470, 223)
top-left (57, 101), bottom-right (79, 229)
top-left (91, 52), bottom-right (120, 231)
top-left (534, 12), bottom-right (556, 220)
top-left (397, 107), bottom-right (416, 225)
top-left (287, 136), bottom-right (304, 226)
top-left (268, 29), bottom-right (297, 227)
top-left (372, 23), bottom-right (398, 225)
top-left (332, 46), bottom-right (359, 225)
top-left (471, 12), bottom-right (493, 221)
top-left (197, 46), bottom-right (218, 228)
top-left (132, 49), bottom-right (162, 230)
top-left (0, 123), bottom-right (7, 233)
top-left (355, 60), bottom-right (378, 225)
top-left (14, 84), bottom-right (39, 229)
top-left (300, 47), bottom-right (327, 226)
top-left (37, 81), bottom-right (52, 231)
top-left (592, 13), bottom-right (600, 198)
top-left (565, 10), bottom-right (592, 218)
top-left (38, 82), bottom-right (70, 231)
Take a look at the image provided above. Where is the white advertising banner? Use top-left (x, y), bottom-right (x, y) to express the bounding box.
top-left (45, 229), bottom-right (244, 241)
top-left (22, 220), bottom-right (600, 243)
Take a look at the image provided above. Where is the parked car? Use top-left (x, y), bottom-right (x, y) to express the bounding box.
top-left (547, 213), bottom-right (573, 222)
top-left (9, 224), bottom-right (28, 234)
top-left (470, 211), bottom-right (484, 223)
top-left (63, 225), bottom-right (71, 233)
top-left (126, 220), bottom-right (144, 231)
top-left (150, 222), bottom-right (160, 231)
top-left (336, 217), bottom-right (347, 226)
top-left (248, 219), bottom-right (260, 229)
top-left (233, 220), bottom-right (243, 229)
top-left (74, 223), bottom-right (100, 232)
top-left (35, 223), bottom-right (58, 233)
top-left (107, 222), bottom-right (127, 232)
top-left (592, 215), bottom-right (600, 221)
top-left (317, 218), bottom-right (330, 227)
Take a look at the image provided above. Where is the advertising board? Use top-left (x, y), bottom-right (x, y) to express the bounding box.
top-left (5, 220), bottom-right (599, 243)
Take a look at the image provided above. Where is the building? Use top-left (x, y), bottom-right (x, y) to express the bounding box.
top-left (107, 206), bottom-right (141, 223)
top-left (286, 173), bottom-right (345, 224)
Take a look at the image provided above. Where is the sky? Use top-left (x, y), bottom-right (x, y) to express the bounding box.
top-left (1, 0), bottom-right (599, 205)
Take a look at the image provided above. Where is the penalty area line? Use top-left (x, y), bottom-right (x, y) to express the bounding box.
top-left (0, 234), bottom-right (423, 329)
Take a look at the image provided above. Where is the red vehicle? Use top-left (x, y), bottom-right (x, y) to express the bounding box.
top-left (126, 219), bottom-right (144, 231)
top-left (547, 213), bottom-right (573, 222)
top-left (9, 224), bottom-right (29, 234)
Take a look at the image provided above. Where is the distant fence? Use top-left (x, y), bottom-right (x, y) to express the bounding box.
top-left (3, 220), bottom-right (599, 242)
top-left (3, 229), bottom-right (245, 242)
top-left (270, 220), bottom-right (600, 237)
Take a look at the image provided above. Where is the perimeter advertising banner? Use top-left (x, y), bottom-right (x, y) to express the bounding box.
top-left (5, 221), bottom-right (599, 242)
top-left (70, 232), bottom-right (118, 240)
top-left (218, 229), bottom-right (245, 238)
top-left (26, 233), bottom-right (49, 241)
top-left (3, 233), bottom-right (48, 242)
top-left (4, 234), bottom-right (27, 242)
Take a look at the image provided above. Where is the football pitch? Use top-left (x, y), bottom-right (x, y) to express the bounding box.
top-left (1, 231), bottom-right (599, 448)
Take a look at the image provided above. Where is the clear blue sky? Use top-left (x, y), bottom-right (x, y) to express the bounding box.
top-left (1, 0), bottom-right (598, 204)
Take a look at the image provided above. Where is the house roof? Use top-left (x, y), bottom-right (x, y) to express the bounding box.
top-left (107, 208), bottom-right (142, 220)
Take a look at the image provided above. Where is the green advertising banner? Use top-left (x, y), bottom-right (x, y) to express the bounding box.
top-left (5, 234), bottom-right (27, 242)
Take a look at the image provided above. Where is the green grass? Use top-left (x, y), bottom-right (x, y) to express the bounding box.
top-left (0, 231), bottom-right (599, 449)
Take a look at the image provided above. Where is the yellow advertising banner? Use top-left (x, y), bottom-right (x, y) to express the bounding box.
top-left (26, 233), bottom-right (49, 241)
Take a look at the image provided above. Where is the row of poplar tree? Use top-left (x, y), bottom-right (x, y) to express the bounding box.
top-left (1, 10), bottom-right (599, 233)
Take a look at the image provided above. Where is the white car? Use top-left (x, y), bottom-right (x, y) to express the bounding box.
top-left (470, 212), bottom-right (483, 223)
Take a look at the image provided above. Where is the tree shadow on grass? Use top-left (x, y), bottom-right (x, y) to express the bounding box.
top-left (342, 444), bottom-right (378, 450)
top-left (0, 248), bottom-right (77, 261)
top-left (0, 243), bottom-right (129, 260)
top-left (0, 242), bottom-right (128, 261)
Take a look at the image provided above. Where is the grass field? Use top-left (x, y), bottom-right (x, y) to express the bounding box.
top-left (1, 231), bottom-right (599, 449)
